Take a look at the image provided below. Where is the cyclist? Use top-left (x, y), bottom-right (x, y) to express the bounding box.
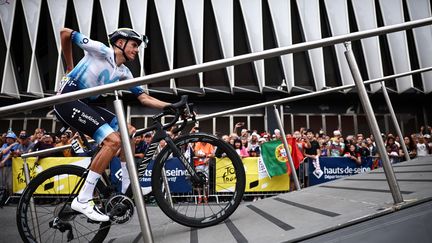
top-left (54, 27), bottom-right (171, 222)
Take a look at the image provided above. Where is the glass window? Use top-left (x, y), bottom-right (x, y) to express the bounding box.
top-left (250, 116), bottom-right (264, 134)
top-left (325, 115), bottom-right (339, 134)
top-left (293, 115), bottom-right (307, 131)
top-left (308, 115), bottom-right (323, 134)
top-left (216, 117), bottom-right (230, 137)
top-left (341, 115), bottom-right (355, 136)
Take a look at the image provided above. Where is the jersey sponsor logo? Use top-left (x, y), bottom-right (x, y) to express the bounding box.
top-left (79, 112), bottom-right (100, 126)
top-left (72, 108), bottom-right (81, 118)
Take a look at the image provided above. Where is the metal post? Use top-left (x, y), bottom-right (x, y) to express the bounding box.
top-left (113, 91), bottom-right (153, 243)
top-left (273, 105), bottom-right (301, 191)
top-left (380, 82), bottom-right (410, 161)
top-left (344, 42), bottom-right (403, 204)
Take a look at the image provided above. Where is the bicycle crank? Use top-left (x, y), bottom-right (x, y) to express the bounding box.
top-left (105, 194), bottom-right (134, 224)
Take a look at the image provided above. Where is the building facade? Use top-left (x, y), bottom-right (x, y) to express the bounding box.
top-left (0, 0), bottom-right (431, 137)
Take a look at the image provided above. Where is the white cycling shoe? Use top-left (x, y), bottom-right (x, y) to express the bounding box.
top-left (141, 186), bottom-right (152, 195)
top-left (71, 197), bottom-right (110, 222)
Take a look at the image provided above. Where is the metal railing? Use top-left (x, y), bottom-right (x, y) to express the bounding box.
top-left (3, 17), bottom-right (432, 242)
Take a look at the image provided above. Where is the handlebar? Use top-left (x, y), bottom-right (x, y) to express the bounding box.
top-left (152, 95), bottom-right (195, 132)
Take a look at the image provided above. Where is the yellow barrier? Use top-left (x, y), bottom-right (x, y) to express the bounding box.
top-left (215, 157), bottom-right (290, 192)
top-left (12, 157), bottom-right (91, 194)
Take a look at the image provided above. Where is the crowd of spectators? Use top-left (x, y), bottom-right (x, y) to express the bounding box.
top-left (1, 124), bottom-right (431, 198)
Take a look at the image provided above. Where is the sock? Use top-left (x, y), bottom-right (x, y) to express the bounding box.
top-left (78, 170), bottom-right (101, 202)
top-left (121, 162), bottom-right (130, 194)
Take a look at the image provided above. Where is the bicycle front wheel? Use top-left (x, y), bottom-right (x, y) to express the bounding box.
top-left (151, 133), bottom-right (245, 228)
top-left (16, 165), bottom-right (111, 243)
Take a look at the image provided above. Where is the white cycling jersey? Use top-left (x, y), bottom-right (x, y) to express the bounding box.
top-left (61, 31), bottom-right (144, 100)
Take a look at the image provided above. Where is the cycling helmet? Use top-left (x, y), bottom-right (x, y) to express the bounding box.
top-left (108, 28), bottom-right (149, 61)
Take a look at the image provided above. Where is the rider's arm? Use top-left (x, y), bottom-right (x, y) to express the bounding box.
top-left (60, 28), bottom-right (74, 73)
top-left (137, 93), bottom-right (170, 109)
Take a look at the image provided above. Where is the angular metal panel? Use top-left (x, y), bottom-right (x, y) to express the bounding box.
top-left (267, 0), bottom-right (294, 93)
top-left (378, 0), bottom-right (413, 93)
top-left (211, 0), bottom-right (234, 92)
top-left (351, 0), bottom-right (383, 93)
top-left (0, 0), bottom-right (18, 97)
top-left (99, 0), bottom-right (121, 34)
top-left (239, 0), bottom-right (264, 92)
top-left (47, 0), bottom-right (68, 92)
top-left (22, 0), bottom-right (41, 48)
top-left (0, 0), bottom-right (16, 46)
top-left (406, 0), bottom-right (432, 93)
top-left (324, 0), bottom-right (354, 88)
top-left (1, 53), bottom-right (20, 98)
top-left (296, 0), bottom-right (326, 91)
top-left (22, 0), bottom-right (43, 97)
top-left (154, 0), bottom-right (176, 93)
top-left (28, 55), bottom-right (43, 97)
top-left (127, 0), bottom-right (149, 92)
top-left (72, 0), bottom-right (94, 36)
top-left (183, 0), bottom-right (204, 91)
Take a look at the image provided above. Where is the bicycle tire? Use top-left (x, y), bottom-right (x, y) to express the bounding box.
top-left (151, 133), bottom-right (246, 228)
top-left (16, 165), bottom-right (111, 243)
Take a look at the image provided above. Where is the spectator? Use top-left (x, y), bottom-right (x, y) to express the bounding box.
top-left (293, 130), bottom-right (311, 155)
top-left (416, 135), bottom-right (430, 157)
top-left (193, 141), bottom-right (215, 204)
top-left (215, 134), bottom-right (230, 158)
top-left (318, 138), bottom-right (329, 157)
top-left (386, 145), bottom-right (400, 164)
top-left (233, 139), bottom-right (249, 158)
top-left (344, 144), bottom-right (362, 165)
top-left (0, 132), bottom-right (19, 196)
top-left (385, 135), bottom-right (399, 156)
top-left (31, 134), bottom-right (55, 158)
top-left (304, 129), bottom-right (321, 186)
top-left (420, 125), bottom-right (431, 136)
top-left (55, 133), bottom-right (72, 157)
top-left (274, 129), bottom-right (282, 140)
top-left (425, 134), bottom-right (432, 153)
top-left (247, 132), bottom-right (260, 155)
top-left (366, 137), bottom-right (377, 156)
top-left (329, 130), bottom-right (345, 157)
top-left (15, 133), bottom-right (35, 157)
top-left (400, 136), bottom-right (417, 160)
top-left (359, 141), bottom-right (371, 158)
top-left (248, 146), bottom-right (260, 157)
top-left (31, 128), bottom-right (45, 145)
top-left (134, 135), bottom-right (145, 160)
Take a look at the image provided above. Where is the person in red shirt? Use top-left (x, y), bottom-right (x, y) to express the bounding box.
top-left (193, 141), bottom-right (215, 204)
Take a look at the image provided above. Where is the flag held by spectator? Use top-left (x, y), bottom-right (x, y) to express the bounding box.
top-left (260, 139), bottom-right (303, 177)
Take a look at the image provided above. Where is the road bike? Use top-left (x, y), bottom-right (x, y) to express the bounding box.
top-left (16, 95), bottom-right (245, 242)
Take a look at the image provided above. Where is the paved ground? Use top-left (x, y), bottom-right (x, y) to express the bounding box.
top-left (2, 156), bottom-right (432, 242)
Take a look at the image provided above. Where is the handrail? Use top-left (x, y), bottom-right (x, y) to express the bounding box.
top-left (194, 66), bottom-right (432, 121)
top-left (0, 17), bottom-right (431, 116)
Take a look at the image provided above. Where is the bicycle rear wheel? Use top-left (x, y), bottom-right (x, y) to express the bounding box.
top-left (16, 165), bottom-right (111, 243)
top-left (151, 133), bottom-right (245, 228)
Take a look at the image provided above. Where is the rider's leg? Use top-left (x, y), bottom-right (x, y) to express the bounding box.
top-left (118, 124), bottom-right (152, 195)
top-left (78, 132), bottom-right (121, 201)
top-left (120, 124), bottom-right (135, 194)
top-left (71, 132), bottom-right (121, 222)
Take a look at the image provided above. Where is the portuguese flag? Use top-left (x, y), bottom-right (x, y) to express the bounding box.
top-left (260, 139), bottom-right (303, 177)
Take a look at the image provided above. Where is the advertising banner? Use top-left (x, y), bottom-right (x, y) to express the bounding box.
top-left (110, 157), bottom-right (192, 193)
top-left (12, 157), bottom-right (91, 194)
top-left (215, 157), bottom-right (290, 192)
top-left (308, 157), bottom-right (376, 186)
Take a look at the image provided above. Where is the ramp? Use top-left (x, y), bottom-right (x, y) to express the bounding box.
top-left (106, 157), bottom-right (432, 242)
